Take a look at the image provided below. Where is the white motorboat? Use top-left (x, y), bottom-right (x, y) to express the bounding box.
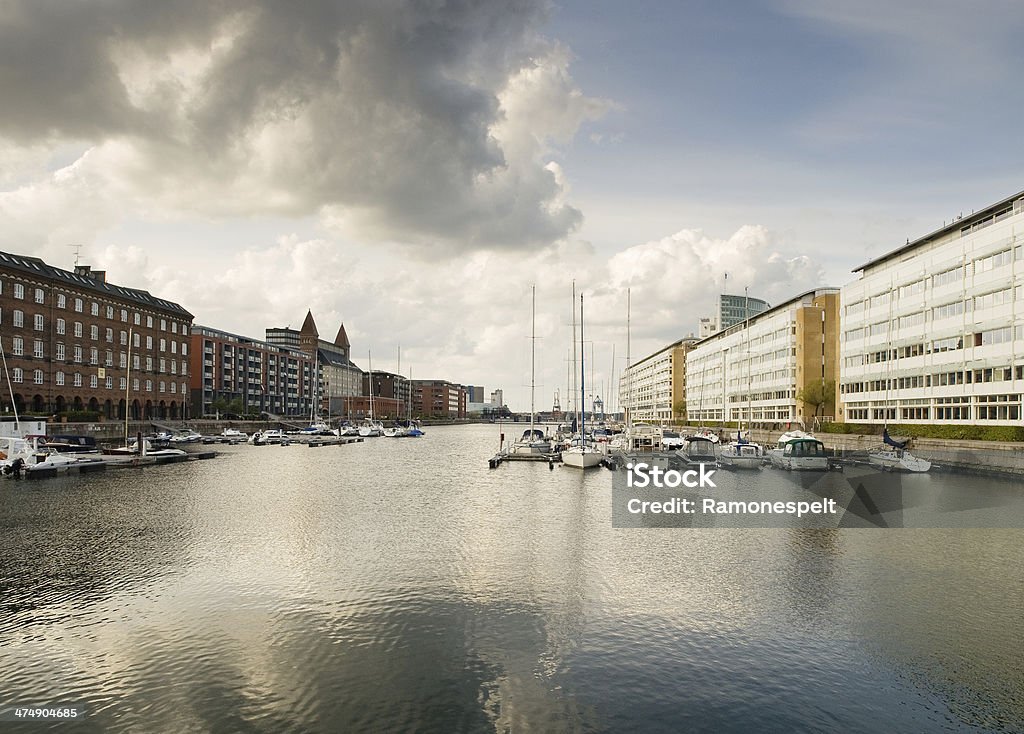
top-left (249, 429), bottom-right (289, 445)
top-left (383, 424), bottom-right (410, 438)
top-left (508, 428), bottom-right (553, 454)
top-left (221, 428), bottom-right (247, 438)
top-left (169, 429), bottom-right (202, 443)
top-left (766, 430), bottom-right (815, 468)
top-left (719, 440), bottom-right (764, 469)
top-left (660, 430), bottom-right (685, 450)
top-left (675, 435), bottom-right (718, 466)
top-left (774, 437), bottom-right (829, 471)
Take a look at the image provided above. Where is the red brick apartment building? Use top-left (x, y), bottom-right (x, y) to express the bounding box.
top-left (0, 251), bottom-right (193, 419)
top-left (412, 380), bottom-right (467, 418)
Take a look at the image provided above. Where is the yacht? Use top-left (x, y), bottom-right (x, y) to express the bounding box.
top-left (675, 434), bottom-right (719, 466)
top-left (766, 430), bottom-right (815, 468)
top-left (868, 431), bottom-right (930, 472)
top-left (719, 439), bottom-right (764, 470)
top-left (774, 437), bottom-right (829, 471)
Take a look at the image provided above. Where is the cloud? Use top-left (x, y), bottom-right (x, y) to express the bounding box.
top-left (0, 0), bottom-right (611, 252)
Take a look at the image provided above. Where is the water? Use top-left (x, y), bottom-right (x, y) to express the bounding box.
top-left (1, 425), bottom-right (1022, 732)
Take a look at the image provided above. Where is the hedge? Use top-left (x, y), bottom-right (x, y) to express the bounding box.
top-left (819, 422), bottom-right (1024, 442)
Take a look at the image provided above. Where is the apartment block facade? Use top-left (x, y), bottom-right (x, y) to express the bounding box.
top-left (840, 190), bottom-right (1024, 425)
top-left (620, 337), bottom-right (698, 424)
top-left (412, 380), bottom-right (467, 418)
top-left (0, 251), bottom-right (192, 420)
top-left (686, 288), bottom-right (840, 426)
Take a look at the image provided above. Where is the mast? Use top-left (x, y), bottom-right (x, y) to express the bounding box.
top-left (367, 349), bottom-right (374, 421)
top-left (310, 350), bottom-right (318, 424)
top-left (580, 293), bottom-right (586, 440)
top-left (572, 280), bottom-right (578, 428)
top-left (626, 288), bottom-right (631, 427)
top-left (745, 286), bottom-right (751, 436)
top-left (0, 338), bottom-right (20, 433)
top-left (530, 284), bottom-right (536, 435)
top-left (125, 326), bottom-right (132, 447)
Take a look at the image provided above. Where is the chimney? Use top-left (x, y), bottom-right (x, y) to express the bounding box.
top-left (73, 265), bottom-right (106, 283)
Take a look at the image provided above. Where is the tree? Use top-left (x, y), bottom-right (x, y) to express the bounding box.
top-left (672, 399), bottom-right (687, 424)
top-left (797, 379), bottom-right (836, 418)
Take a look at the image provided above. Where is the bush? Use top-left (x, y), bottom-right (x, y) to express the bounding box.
top-left (820, 422), bottom-right (1024, 442)
top-left (61, 410), bottom-right (102, 422)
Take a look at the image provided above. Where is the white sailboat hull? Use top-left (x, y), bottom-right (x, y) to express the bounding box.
top-left (868, 450), bottom-right (931, 473)
top-left (560, 447), bottom-right (603, 469)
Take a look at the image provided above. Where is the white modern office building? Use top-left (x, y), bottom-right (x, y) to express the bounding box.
top-left (840, 190), bottom-right (1024, 425)
top-left (686, 289), bottom-right (840, 426)
top-left (619, 338), bottom-right (697, 424)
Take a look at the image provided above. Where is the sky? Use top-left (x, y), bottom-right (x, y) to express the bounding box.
top-left (2, 0), bottom-right (1023, 412)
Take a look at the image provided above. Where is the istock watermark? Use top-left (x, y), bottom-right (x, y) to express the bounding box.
top-left (625, 461), bottom-right (717, 489)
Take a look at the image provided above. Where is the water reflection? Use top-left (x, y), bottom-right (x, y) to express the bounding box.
top-left (0, 425), bottom-right (1020, 732)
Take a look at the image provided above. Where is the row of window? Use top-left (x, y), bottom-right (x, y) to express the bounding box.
top-left (6, 337), bottom-right (185, 371)
top-left (3, 312), bottom-right (189, 355)
top-left (0, 278), bottom-right (188, 333)
top-left (8, 367), bottom-right (187, 394)
top-left (841, 365), bottom-right (1024, 394)
top-left (844, 244), bottom-right (1024, 318)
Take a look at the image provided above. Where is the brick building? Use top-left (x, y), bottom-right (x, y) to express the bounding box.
top-left (0, 251), bottom-right (193, 420)
top-left (412, 379), bottom-right (467, 418)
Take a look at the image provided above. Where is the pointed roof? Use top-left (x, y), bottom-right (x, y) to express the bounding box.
top-left (334, 323), bottom-right (351, 348)
top-left (300, 309), bottom-right (318, 338)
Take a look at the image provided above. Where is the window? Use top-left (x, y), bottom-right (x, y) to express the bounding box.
top-left (159, 338), bottom-right (166, 352)
top-left (159, 358), bottom-right (166, 373)
top-left (90, 347), bottom-right (98, 364)
top-left (121, 309), bottom-right (128, 322)
top-left (105, 350), bottom-right (113, 366)
top-left (73, 372), bottom-right (82, 387)
top-left (133, 333), bottom-right (140, 348)
top-left (133, 355), bottom-right (140, 370)
top-left (13, 283), bottom-right (24, 299)
top-left (90, 375), bottom-right (98, 388)
top-left (57, 293), bottom-right (66, 309)
top-left (172, 322), bottom-right (178, 334)
top-left (134, 313), bottom-right (141, 325)
top-left (160, 318), bottom-right (166, 331)
top-left (74, 322), bottom-right (83, 337)
top-left (57, 318), bottom-right (66, 335)
top-left (146, 335), bottom-right (153, 349)
top-left (146, 356), bottom-right (153, 371)
top-left (145, 379), bottom-right (152, 392)
top-left (105, 328), bottom-right (113, 342)
top-left (34, 288), bottom-right (44, 304)
top-left (181, 343), bottom-right (188, 356)
top-left (13, 310), bottom-right (23, 327)
top-left (56, 371), bottom-right (65, 386)
top-left (91, 302), bottom-right (99, 316)
top-left (119, 352), bottom-right (127, 368)
top-left (10, 336), bottom-right (24, 356)
top-left (106, 305), bottom-right (114, 319)
top-left (105, 376), bottom-right (113, 389)
top-left (33, 314), bottom-right (44, 331)
top-left (132, 378), bottom-right (139, 392)
top-left (11, 367), bottom-right (22, 383)
top-left (170, 382), bottom-right (176, 394)
top-left (974, 249), bottom-right (1012, 274)
top-left (74, 298), bottom-right (83, 312)
top-left (33, 369), bottom-right (44, 385)
top-left (90, 325), bottom-right (99, 340)
top-left (159, 380), bottom-right (166, 393)
top-left (120, 330), bottom-right (127, 345)
top-left (119, 377), bottom-right (127, 391)
top-left (33, 340), bottom-right (43, 358)
top-left (74, 345), bottom-right (82, 363)
top-left (171, 341), bottom-right (177, 354)
top-left (56, 343), bottom-right (65, 360)
top-left (146, 315), bottom-right (153, 328)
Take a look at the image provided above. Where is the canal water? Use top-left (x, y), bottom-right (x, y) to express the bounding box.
top-left (1, 424), bottom-right (1022, 732)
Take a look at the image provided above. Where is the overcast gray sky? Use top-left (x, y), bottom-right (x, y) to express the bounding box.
top-left (2, 0), bottom-right (1022, 411)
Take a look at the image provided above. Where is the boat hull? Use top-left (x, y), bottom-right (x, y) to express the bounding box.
top-left (560, 448), bottom-right (603, 469)
top-left (868, 450), bottom-right (931, 473)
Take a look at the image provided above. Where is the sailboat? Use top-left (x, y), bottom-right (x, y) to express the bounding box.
top-left (509, 285), bottom-right (552, 455)
top-left (359, 350), bottom-right (384, 437)
top-left (866, 284), bottom-right (930, 473)
top-left (561, 292), bottom-right (603, 469)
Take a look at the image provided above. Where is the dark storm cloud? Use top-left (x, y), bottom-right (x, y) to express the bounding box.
top-left (0, 0), bottom-right (600, 248)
